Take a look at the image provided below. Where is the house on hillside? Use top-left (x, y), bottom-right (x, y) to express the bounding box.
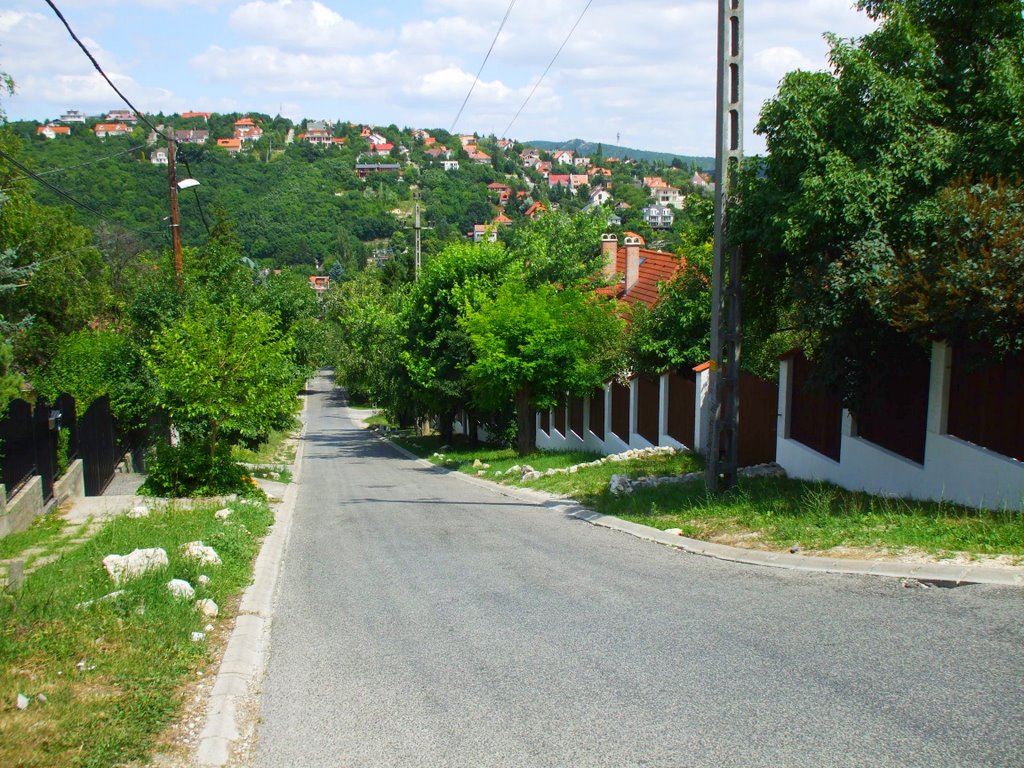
top-left (309, 275), bottom-right (330, 295)
top-left (93, 122), bottom-right (130, 138)
top-left (355, 163), bottom-right (401, 178)
top-left (441, 159), bottom-right (460, 171)
top-left (106, 109), bottom-right (137, 124)
top-left (233, 117), bottom-right (263, 142)
top-left (469, 150), bottom-right (491, 165)
top-left (182, 111), bottom-right (211, 121)
top-left (472, 223), bottom-right (498, 243)
top-left (525, 201), bottom-right (547, 219)
top-left (553, 149), bottom-right (575, 164)
top-left (497, 138), bottom-right (514, 150)
top-left (150, 147), bottom-right (169, 165)
top-left (305, 120), bottom-right (334, 145)
top-left (643, 204), bottom-right (674, 229)
top-left (426, 146), bottom-right (452, 160)
top-left (217, 138), bottom-right (242, 154)
top-left (487, 182), bottom-right (512, 203)
top-left (651, 186), bottom-right (684, 208)
top-left (36, 124), bottom-right (71, 139)
top-left (59, 109), bottom-right (87, 123)
top-left (175, 129), bottom-right (209, 145)
top-left (368, 142), bottom-right (394, 156)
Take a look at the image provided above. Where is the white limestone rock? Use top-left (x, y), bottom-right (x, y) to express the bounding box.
top-left (214, 507), bottom-right (232, 521)
top-left (103, 548), bottom-right (168, 585)
top-left (609, 474), bottom-right (632, 495)
top-left (195, 598), bottom-right (219, 618)
top-left (127, 504), bottom-right (150, 519)
top-left (197, 574), bottom-right (211, 586)
top-left (190, 631), bottom-right (206, 642)
top-left (16, 693), bottom-right (29, 710)
top-left (167, 579), bottom-right (195, 600)
top-left (181, 541), bottom-right (222, 567)
top-left (521, 471), bottom-right (542, 482)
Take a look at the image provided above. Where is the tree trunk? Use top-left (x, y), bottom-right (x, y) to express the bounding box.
top-left (468, 410), bottom-right (479, 447)
top-left (515, 388), bottom-right (535, 456)
top-left (440, 410), bottom-right (454, 445)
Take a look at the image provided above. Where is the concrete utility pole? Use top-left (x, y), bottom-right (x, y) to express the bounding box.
top-left (414, 188), bottom-right (422, 281)
top-left (706, 0), bottom-right (744, 492)
top-left (167, 140), bottom-right (184, 289)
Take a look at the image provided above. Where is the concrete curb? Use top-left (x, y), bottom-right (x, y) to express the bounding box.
top-left (379, 433), bottom-right (1024, 588)
top-left (195, 396), bottom-right (309, 766)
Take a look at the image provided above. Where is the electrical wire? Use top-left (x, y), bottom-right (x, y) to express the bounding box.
top-left (502, 0), bottom-right (595, 138)
top-left (450, 0), bottom-right (517, 133)
top-left (45, 0), bottom-right (211, 237)
top-left (0, 147), bottom-right (166, 237)
top-left (24, 144), bottom-right (146, 178)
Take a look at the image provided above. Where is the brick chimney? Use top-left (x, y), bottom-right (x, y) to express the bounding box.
top-left (624, 236), bottom-right (642, 292)
top-left (601, 233), bottom-right (618, 282)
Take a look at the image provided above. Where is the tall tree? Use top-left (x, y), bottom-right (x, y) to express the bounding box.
top-left (734, 0), bottom-right (1024, 408)
top-left (463, 280), bottom-right (623, 455)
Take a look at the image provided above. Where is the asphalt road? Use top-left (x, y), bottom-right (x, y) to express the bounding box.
top-left (255, 372), bottom-right (1024, 767)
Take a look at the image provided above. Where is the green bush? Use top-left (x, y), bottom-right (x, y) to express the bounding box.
top-left (141, 441), bottom-right (261, 498)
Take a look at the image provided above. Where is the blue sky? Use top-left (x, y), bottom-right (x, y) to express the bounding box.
top-left (1, 0), bottom-right (875, 155)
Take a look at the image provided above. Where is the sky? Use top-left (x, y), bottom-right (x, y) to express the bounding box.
top-left (0, 0), bottom-right (876, 156)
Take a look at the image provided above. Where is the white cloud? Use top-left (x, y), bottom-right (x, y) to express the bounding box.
top-left (229, 1), bottom-right (392, 49)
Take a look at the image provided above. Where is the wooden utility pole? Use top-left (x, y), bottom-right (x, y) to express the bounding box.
top-left (706, 0), bottom-right (744, 492)
top-left (167, 140), bottom-right (184, 288)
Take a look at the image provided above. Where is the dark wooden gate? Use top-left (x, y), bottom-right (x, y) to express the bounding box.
top-left (788, 352), bottom-right (842, 461)
top-left (589, 387), bottom-right (605, 440)
top-left (569, 396), bottom-right (584, 439)
top-left (737, 370), bottom-right (778, 466)
top-left (636, 376), bottom-right (660, 445)
top-left (610, 381), bottom-right (630, 441)
top-left (947, 344), bottom-right (1024, 461)
top-left (553, 398), bottom-right (566, 436)
top-left (855, 348), bottom-right (929, 464)
top-left (1, 399), bottom-right (37, 501)
top-left (667, 370), bottom-right (695, 447)
top-left (79, 396), bottom-right (119, 496)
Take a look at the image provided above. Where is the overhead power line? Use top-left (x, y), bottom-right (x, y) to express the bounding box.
top-left (43, 0), bottom-right (171, 144)
top-left (450, 0), bottom-right (517, 133)
top-left (45, 0), bottom-right (211, 237)
top-left (25, 144), bottom-right (146, 178)
top-left (502, 0), bottom-right (595, 137)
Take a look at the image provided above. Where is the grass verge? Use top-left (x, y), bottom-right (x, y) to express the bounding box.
top-left (391, 433), bottom-right (1023, 561)
top-left (0, 498), bottom-right (274, 768)
top-left (231, 418), bottom-right (300, 466)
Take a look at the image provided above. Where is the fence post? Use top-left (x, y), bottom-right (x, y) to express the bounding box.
top-left (927, 340), bottom-right (952, 437)
top-left (693, 362), bottom-right (713, 456)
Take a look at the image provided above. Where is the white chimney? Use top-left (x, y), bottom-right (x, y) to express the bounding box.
top-left (601, 233), bottom-right (618, 282)
top-left (624, 236), bottom-right (641, 292)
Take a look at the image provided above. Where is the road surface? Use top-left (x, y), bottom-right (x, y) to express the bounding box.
top-left (255, 372), bottom-right (1023, 767)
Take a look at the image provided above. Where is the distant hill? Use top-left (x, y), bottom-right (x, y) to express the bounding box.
top-left (524, 138), bottom-right (714, 170)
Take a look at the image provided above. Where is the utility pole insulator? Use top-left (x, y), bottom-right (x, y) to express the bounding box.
top-left (707, 0), bottom-right (744, 492)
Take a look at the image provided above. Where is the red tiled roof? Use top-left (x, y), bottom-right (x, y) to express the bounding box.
top-left (598, 246), bottom-right (685, 309)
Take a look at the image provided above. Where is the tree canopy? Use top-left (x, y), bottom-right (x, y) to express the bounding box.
top-left (734, 0), bottom-right (1024, 407)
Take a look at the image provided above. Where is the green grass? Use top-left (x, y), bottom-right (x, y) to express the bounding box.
top-left (391, 433), bottom-right (1023, 560)
top-left (596, 476), bottom-right (1024, 559)
top-left (364, 413), bottom-right (390, 428)
top-left (0, 498), bottom-right (274, 768)
top-left (231, 419), bottom-right (300, 466)
top-left (0, 514), bottom-right (66, 560)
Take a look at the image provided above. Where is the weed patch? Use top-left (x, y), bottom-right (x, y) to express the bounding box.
top-left (0, 499), bottom-right (273, 768)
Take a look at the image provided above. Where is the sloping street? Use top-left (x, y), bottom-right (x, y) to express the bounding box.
top-left (254, 372), bottom-right (1023, 767)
